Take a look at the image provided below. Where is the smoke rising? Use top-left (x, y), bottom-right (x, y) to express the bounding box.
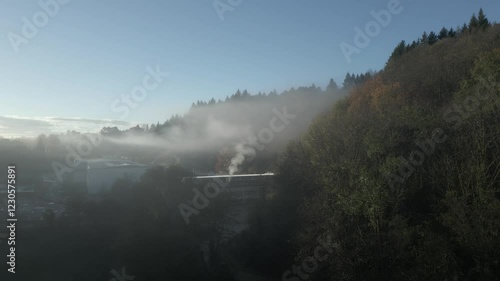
top-left (229, 143), bottom-right (256, 175)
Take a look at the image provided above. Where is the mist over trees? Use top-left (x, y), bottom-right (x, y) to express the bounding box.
top-left (0, 8), bottom-right (499, 281)
top-left (18, 81), bottom-right (353, 176)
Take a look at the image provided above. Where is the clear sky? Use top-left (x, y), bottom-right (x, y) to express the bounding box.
top-left (0, 0), bottom-right (499, 137)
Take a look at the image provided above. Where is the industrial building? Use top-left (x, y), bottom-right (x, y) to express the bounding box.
top-left (190, 173), bottom-right (275, 203)
top-left (62, 159), bottom-right (147, 194)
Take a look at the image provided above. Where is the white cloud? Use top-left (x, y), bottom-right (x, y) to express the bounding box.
top-left (0, 115), bottom-right (133, 138)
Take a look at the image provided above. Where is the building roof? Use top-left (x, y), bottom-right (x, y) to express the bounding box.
top-left (194, 173), bottom-right (275, 179)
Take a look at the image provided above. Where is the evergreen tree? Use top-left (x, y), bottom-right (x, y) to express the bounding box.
top-left (390, 40), bottom-right (406, 60)
top-left (407, 40), bottom-right (418, 52)
top-left (326, 78), bottom-right (339, 93)
top-left (427, 31), bottom-right (438, 45)
top-left (469, 13), bottom-right (479, 31)
top-left (421, 31), bottom-right (428, 44)
top-left (233, 89), bottom-right (242, 99)
top-left (461, 23), bottom-right (468, 34)
top-left (154, 122), bottom-right (161, 134)
top-left (343, 73), bottom-right (354, 88)
top-left (477, 8), bottom-right (490, 30)
top-left (448, 27), bottom-right (456, 38)
top-left (269, 89), bottom-right (278, 97)
top-left (438, 27), bottom-right (449, 40)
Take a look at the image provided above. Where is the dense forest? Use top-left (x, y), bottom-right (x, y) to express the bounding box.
top-left (0, 9), bottom-right (499, 281)
top-left (274, 10), bottom-right (500, 281)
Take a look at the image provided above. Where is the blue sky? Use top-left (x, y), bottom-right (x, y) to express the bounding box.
top-left (0, 0), bottom-right (499, 137)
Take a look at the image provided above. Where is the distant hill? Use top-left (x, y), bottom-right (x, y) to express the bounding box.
top-left (95, 79), bottom-right (358, 173)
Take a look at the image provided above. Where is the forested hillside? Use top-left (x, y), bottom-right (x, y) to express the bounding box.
top-left (260, 11), bottom-right (500, 280)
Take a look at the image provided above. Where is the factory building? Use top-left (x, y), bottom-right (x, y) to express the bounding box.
top-left (190, 173), bottom-right (275, 203)
top-left (61, 159), bottom-right (147, 194)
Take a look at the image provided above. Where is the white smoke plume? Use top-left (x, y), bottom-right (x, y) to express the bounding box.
top-left (229, 143), bottom-right (256, 175)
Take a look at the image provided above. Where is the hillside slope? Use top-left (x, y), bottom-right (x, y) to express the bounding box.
top-left (268, 17), bottom-right (500, 281)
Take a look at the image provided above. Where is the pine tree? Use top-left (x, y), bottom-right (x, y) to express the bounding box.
top-left (477, 8), bottom-right (490, 30)
top-left (326, 79), bottom-right (338, 93)
top-left (469, 13), bottom-right (479, 31)
top-left (406, 40), bottom-right (417, 52)
top-left (461, 23), bottom-right (468, 34)
top-left (154, 122), bottom-right (161, 134)
top-left (448, 27), bottom-right (456, 38)
top-left (427, 31), bottom-right (438, 45)
top-left (234, 89), bottom-right (242, 99)
top-left (421, 31), bottom-right (428, 44)
top-left (390, 40), bottom-right (406, 60)
top-left (438, 27), bottom-right (449, 40)
top-left (343, 73), bottom-right (352, 88)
